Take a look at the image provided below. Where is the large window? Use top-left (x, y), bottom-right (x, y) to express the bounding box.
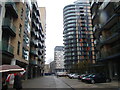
top-left (17, 41), bottom-right (20, 55)
top-left (19, 24), bottom-right (22, 37)
top-left (21, 8), bottom-right (24, 20)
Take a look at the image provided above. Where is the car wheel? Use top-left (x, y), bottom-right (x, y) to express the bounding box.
top-left (91, 80), bottom-right (95, 84)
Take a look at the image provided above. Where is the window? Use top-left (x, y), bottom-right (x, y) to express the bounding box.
top-left (17, 41), bottom-right (20, 55)
top-left (19, 24), bottom-right (22, 37)
top-left (21, 8), bottom-right (24, 20)
top-left (22, 48), bottom-right (29, 60)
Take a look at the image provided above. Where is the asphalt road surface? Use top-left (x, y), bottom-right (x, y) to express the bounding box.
top-left (22, 75), bottom-right (119, 90)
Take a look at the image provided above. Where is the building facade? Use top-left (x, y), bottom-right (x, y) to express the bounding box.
top-left (54, 46), bottom-right (65, 74)
top-left (50, 61), bottom-right (55, 74)
top-left (1, 1), bottom-right (31, 79)
top-left (44, 64), bottom-right (50, 74)
top-left (63, 1), bottom-right (95, 73)
top-left (91, 1), bottom-right (120, 80)
top-left (0, 0), bottom-right (46, 79)
top-left (28, 1), bottom-right (46, 79)
top-left (39, 7), bottom-right (46, 75)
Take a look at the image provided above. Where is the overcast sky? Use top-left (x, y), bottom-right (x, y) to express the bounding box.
top-left (37, 0), bottom-right (77, 64)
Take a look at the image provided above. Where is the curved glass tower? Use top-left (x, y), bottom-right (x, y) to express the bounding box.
top-left (63, 4), bottom-right (77, 71)
top-left (63, 1), bottom-right (95, 72)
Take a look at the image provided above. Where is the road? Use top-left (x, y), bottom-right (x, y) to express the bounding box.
top-left (23, 76), bottom-right (71, 89)
top-left (22, 75), bottom-right (119, 89)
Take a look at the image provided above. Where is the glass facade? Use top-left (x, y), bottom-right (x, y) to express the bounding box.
top-left (63, 1), bottom-right (95, 72)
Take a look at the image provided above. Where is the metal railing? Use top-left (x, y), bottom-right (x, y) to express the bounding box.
top-left (2, 18), bottom-right (16, 34)
top-left (5, 1), bottom-right (18, 15)
top-left (101, 44), bottom-right (120, 58)
top-left (0, 41), bottom-right (14, 54)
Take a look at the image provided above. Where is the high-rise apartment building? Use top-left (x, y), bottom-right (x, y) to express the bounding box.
top-left (63, 1), bottom-right (95, 73)
top-left (39, 7), bottom-right (46, 75)
top-left (0, 0), bottom-right (46, 79)
top-left (91, 1), bottom-right (120, 80)
top-left (28, 2), bottom-right (46, 78)
top-left (54, 46), bottom-right (65, 74)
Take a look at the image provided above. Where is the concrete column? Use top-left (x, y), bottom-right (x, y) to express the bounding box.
top-left (31, 67), bottom-right (33, 78)
top-left (25, 65), bottom-right (28, 80)
top-left (108, 61), bottom-right (112, 80)
top-left (35, 67), bottom-right (37, 77)
top-left (11, 59), bottom-right (16, 65)
top-left (0, 2), bottom-right (5, 41)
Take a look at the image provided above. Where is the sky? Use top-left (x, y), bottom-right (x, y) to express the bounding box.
top-left (37, 0), bottom-right (77, 64)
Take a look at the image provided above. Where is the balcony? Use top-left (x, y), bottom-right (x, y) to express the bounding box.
top-left (101, 14), bottom-right (119, 30)
top-left (33, 2), bottom-right (37, 11)
top-left (36, 16), bottom-right (40, 23)
top-left (80, 35), bottom-right (86, 39)
top-left (91, 1), bottom-right (98, 13)
top-left (36, 9), bottom-right (40, 16)
top-left (2, 18), bottom-right (16, 36)
top-left (38, 42), bottom-right (42, 48)
top-left (93, 24), bottom-right (101, 38)
top-left (114, 2), bottom-right (120, 13)
top-left (38, 56), bottom-right (41, 61)
top-left (92, 12), bottom-right (99, 25)
top-left (30, 38), bottom-right (35, 46)
top-left (99, 0), bottom-right (111, 11)
top-left (101, 33), bottom-right (120, 45)
top-left (30, 50), bottom-right (38, 57)
top-left (100, 44), bottom-right (120, 61)
top-left (38, 49), bottom-right (42, 55)
top-left (34, 41), bottom-right (38, 48)
top-left (29, 59), bottom-right (38, 65)
top-left (0, 41), bottom-right (14, 57)
top-left (99, 23), bottom-right (120, 44)
top-left (31, 30), bottom-right (36, 36)
top-left (5, 2), bottom-right (18, 18)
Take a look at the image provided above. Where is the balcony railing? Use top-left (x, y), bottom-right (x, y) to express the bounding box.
top-left (99, 23), bottom-right (120, 44)
top-left (5, 1), bottom-right (18, 18)
top-left (29, 59), bottom-right (38, 65)
top-left (114, 2), bottom-right (120, 12)
top-left (30, 50), bottom-right (38, 56)
top-left (100, 44), bottom-right (120, 59)
top-left (0, 41), bottom-right (14, 56)
top-left (2, 18), bottom-right (16, 36)
top-left (99, 0), bottom-right (110, 10)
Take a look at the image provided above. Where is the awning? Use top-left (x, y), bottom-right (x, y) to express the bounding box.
top-left (0, 65), bottom-right (24, 73)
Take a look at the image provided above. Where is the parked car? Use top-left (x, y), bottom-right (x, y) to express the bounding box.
top-left (85, 73), bottom-right (111, 84)
top-left (56, 72), bottom-right (67, 77)
top-left (67, 73), bottom-right (73, 78)
top-left (78, 74), bottom-right (87, 80)
top-left (72, 74), bottom-right (79, 79)
top-left (69, 74), bottom-right (75, 79)
top-left (67, 73), bottom-right (78, 79)
top-left (81, 74), bottom-right (94, 82)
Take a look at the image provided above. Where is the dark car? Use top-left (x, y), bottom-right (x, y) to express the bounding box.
top-left (81, 74), bottom-right (94, 82)
top-left (85, 73), bottom-right (111, 84)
